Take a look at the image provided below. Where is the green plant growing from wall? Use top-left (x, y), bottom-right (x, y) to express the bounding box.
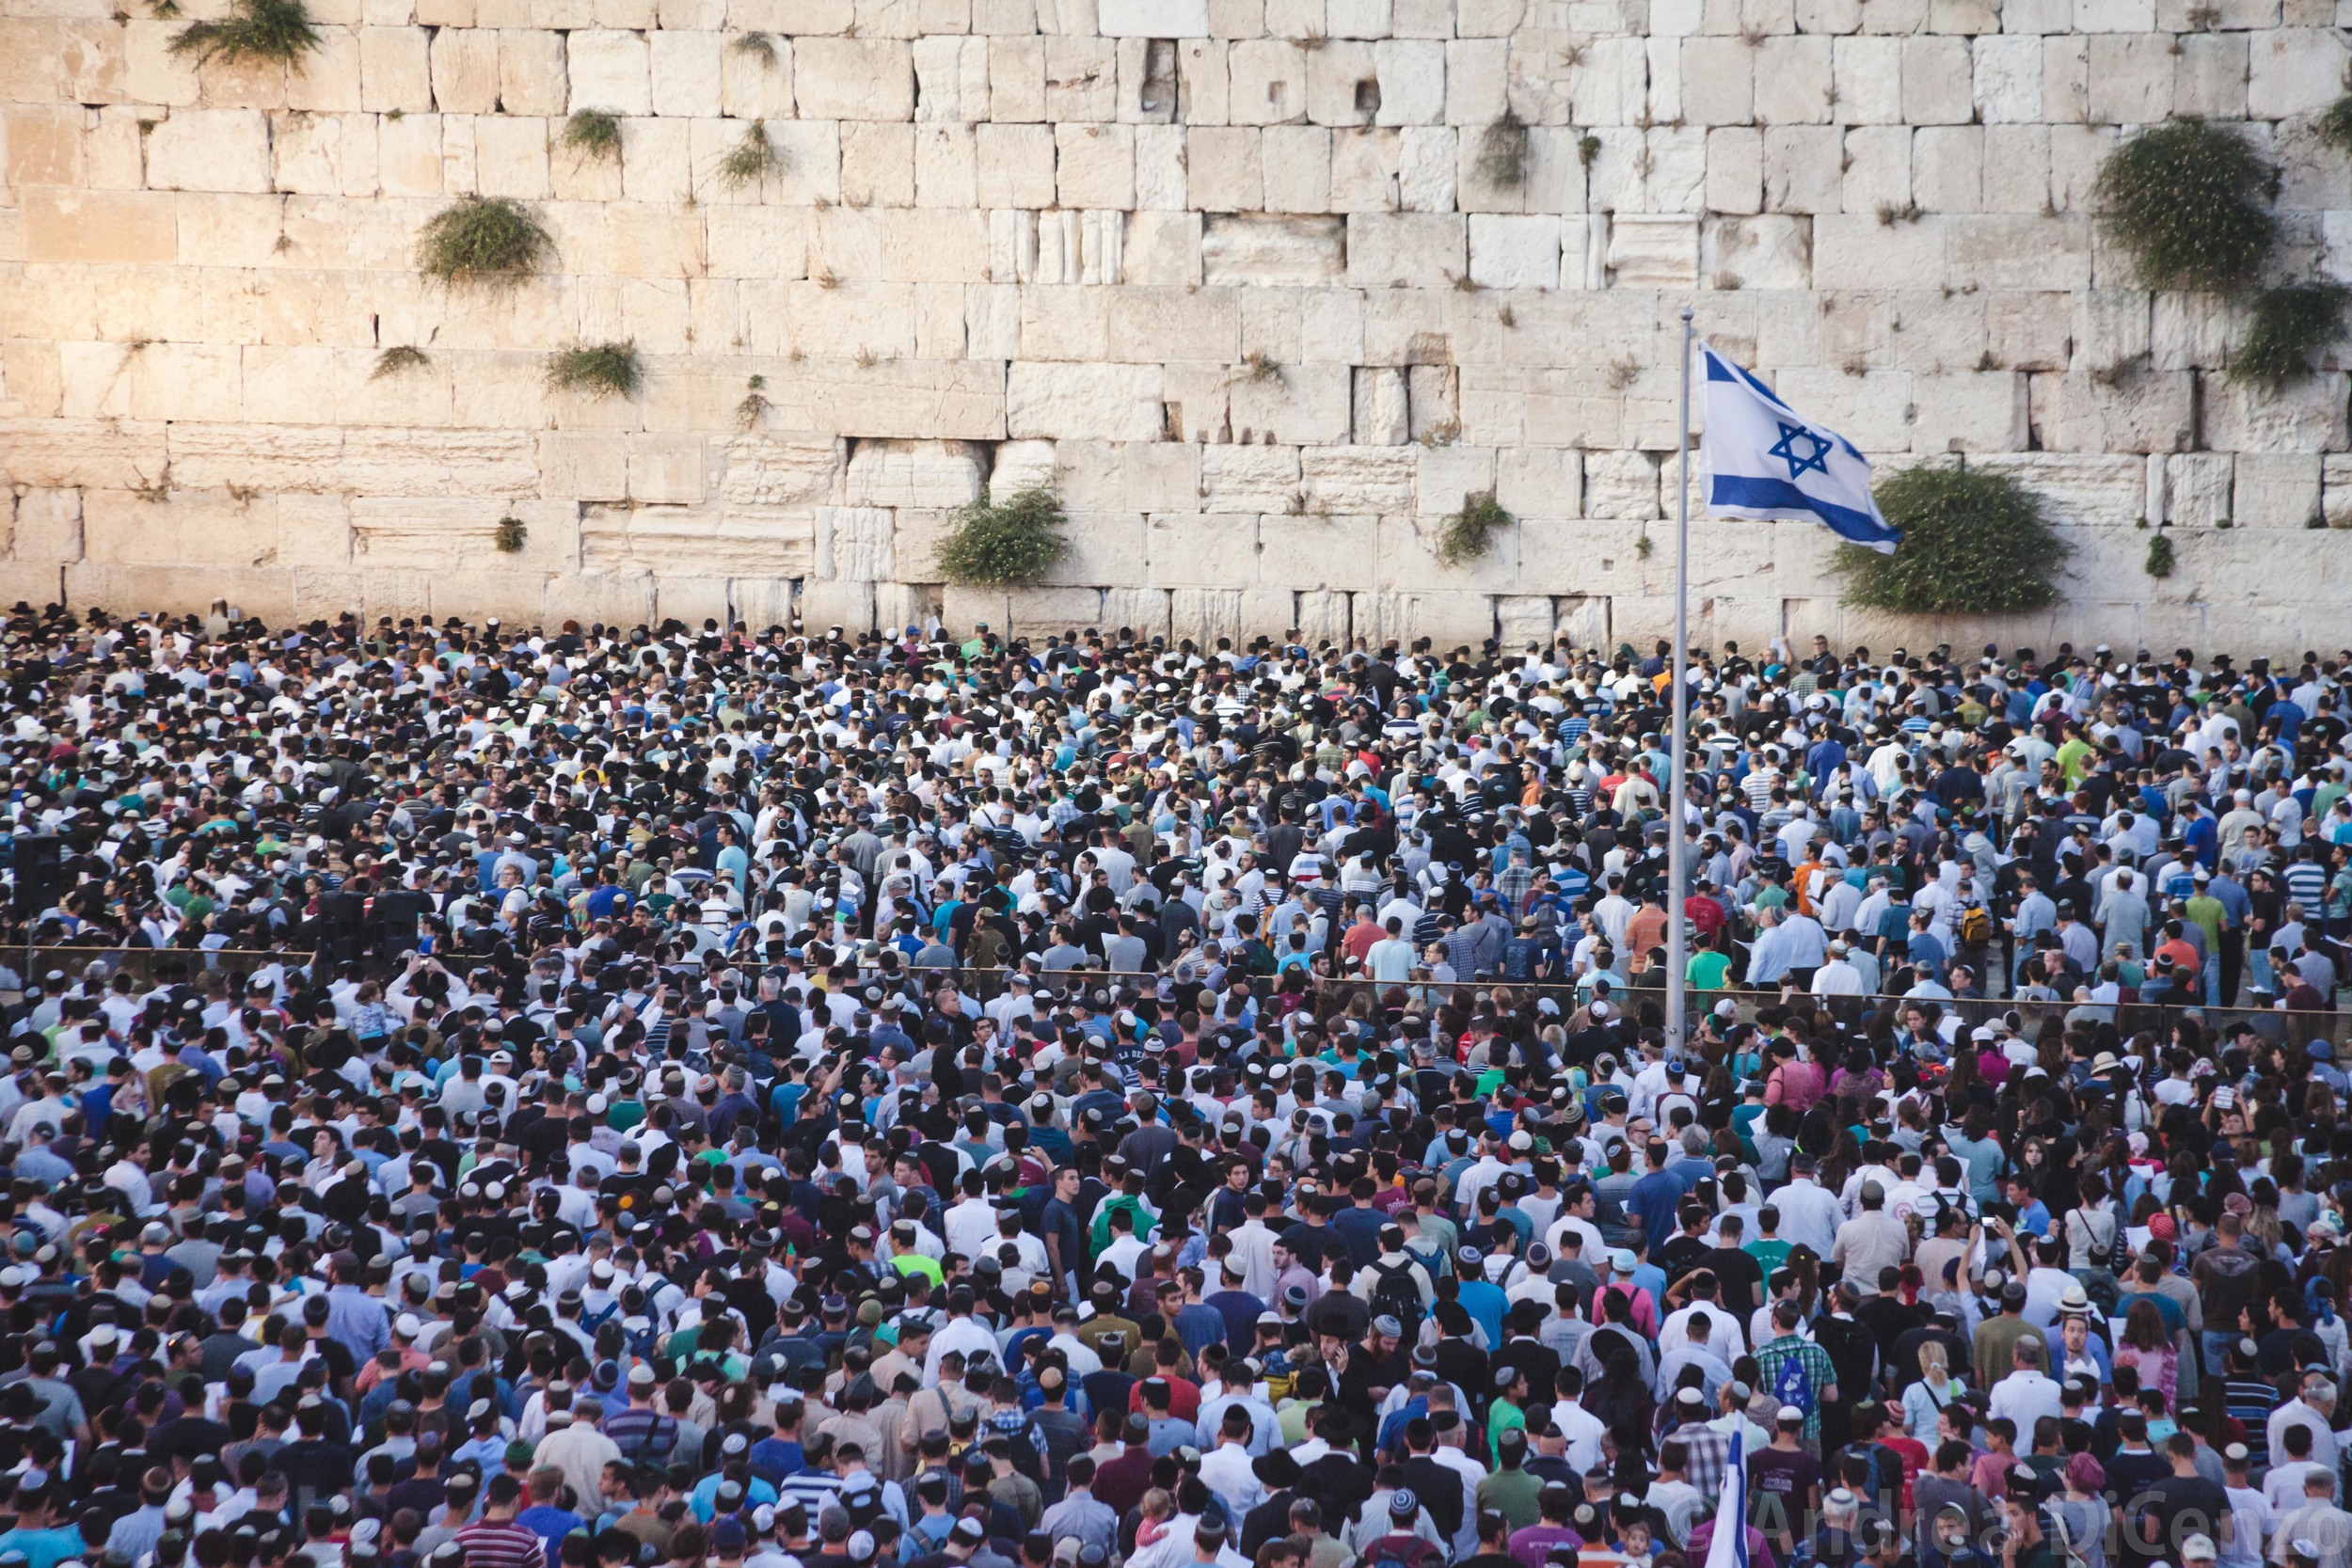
top-left (168, 0), bottom-right (318, 69)
top-left (2094, 119), bottom-right (2278, 294)
top-left (563, 109), bottom-right (622, 162)
top-left (2146, 531), bottom-right (2176, 578)
top-left (935, 489), bottom-right (1070, 586)
top-left (1437, 491), bottom-right (1513, 566)
top-left (371, 345), bottom-right (430, 379)
top-left (729, 32), bottom-right (778, 67)
top-left (737, 374), bottom-right (771, 432)
top-left (417, 197), bottom-right (553, 289)
top-left (1477, 108), bottom-right (1530, 189)
top-left (1835, 463), bottom-right (2070, 614)
top-left (546, 341), bottom-right (642, 399)
top-left (720, 124), bottom-right (779, 189)
top-left (2320, 92), bottom-right (2352, 157)
top-left (2230, 282), bottom-right (2350, 390)
top-left (495, 516), bottom-right (527, 553)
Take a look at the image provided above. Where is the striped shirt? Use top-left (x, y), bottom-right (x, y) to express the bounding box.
top-left (455, 1519), bottom-right (548, 1568)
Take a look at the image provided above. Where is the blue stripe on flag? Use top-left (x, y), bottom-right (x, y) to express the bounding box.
top-left (1709, 474), bottom-right (1901, 547)
top-left (1703, 349), bottom-right (1792, 415)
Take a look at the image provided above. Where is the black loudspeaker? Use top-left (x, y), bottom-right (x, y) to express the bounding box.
top-left (369, 891), bottom-right (431, 952)
top-left (13, 835), bottom-right (62, 916)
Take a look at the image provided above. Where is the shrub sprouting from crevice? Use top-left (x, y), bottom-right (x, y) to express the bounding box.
top-left (545, 341), bottom-right (642, 400)
top-left (1835, 463), bottom-right (2070, 614)
top-left (719, 124), bottom-right (779, 189)
top-left (2319, 94), bottom-right (2352, 158)
top-left (2093, 119), bottom-right (2279, 295)
top-left (1437, 491), bottom-right (1513, 567)
top-left (2229, 281), bottom-right (2350, 391)
top-left (563, 109), bottom-right (621, 161)
top-left (371, 345), bottom-right (430, 379)
top-left (168, 0), bottom-right (318, 69)
top-left (1477, 108), bottom-right (1530, 190)
top-left (495, 516), bottom-right (527, 553)
top-left (417, 197), bottom-right (553, 290)
top-left (2146, 531), bottom-right (2176, 578)
top-left (737, 374), bottom-right (771, 432)
top-left (935, 489), bottom-right (1070, 587)
top-left (729, 32), bottom-right (778, 67)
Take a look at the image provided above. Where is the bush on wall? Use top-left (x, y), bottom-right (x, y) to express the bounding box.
top-left (418, 197), bottom-right (553, 289)
top-left (1836, 464), bottom-right (2069, 614)
top-left (2230, 282), bottom-right (2350, 391)
top-left (2094, 119), bottom-right (2279, 294)
top-left (935, 490), bottom-right (1069, 586)
top-left (169, 0), bottom-right (319, 68)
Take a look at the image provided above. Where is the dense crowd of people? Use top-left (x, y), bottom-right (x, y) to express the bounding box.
top-left (5, 601), bottom-right (2352, 1568)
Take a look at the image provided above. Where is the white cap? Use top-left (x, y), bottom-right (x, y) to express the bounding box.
top-left (394, 1312), bottom-right (422, 1337)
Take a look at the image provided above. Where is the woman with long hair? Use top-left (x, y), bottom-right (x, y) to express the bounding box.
top-left (1901, 1340), bottom-right (1968, 1442)
top-left (2113, 1298), bottom-right (2178, 1409)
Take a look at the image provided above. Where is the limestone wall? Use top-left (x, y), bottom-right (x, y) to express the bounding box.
top-left (3, 0), bottom-right (2350, 649)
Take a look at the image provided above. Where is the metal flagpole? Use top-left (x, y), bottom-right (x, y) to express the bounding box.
top-left (1666, 306), bottom-right (1695, 1053)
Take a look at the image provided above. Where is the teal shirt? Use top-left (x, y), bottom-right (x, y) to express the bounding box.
top-left (0, 1526), bottom-right (89, 1568)
top-left (1944, 1127), bottom-right (2005, 1202)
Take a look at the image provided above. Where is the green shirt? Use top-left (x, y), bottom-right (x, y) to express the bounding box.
top-left (1478, 1467), bottom-right (1547, 1531)
top-left (1687, 951), bottom-right (1732, 990)
top-left (2185, 893), bottom-right (2226, 950)
top-left (1487, 1394), bottom-right (1526, 1453)
top-left (892, 1252), bottom-right (945, 1286)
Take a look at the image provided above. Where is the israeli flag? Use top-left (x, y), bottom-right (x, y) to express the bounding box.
top-left (1699, 342), bottom-right (1901, 554)
top-left (1702, 1431), bottom-right (1749, 1568)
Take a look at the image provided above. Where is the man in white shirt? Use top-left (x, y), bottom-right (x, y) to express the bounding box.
top-left (922, 1291), bottom-right (1002, 1384)
top-left (2269, 1379), bottom-right (2342, 1478)
top-left (943, 1171), bottom-right (1002, 1259)
top-left (1811, 942), bottom-right (1865, 997)
top-left (1366, 921), bottom-right (1418, 983)
top-left (1196, 1408), bottom-right (1266, 1515)
top-left (1988, 1338), bottom-right (2063, 1434)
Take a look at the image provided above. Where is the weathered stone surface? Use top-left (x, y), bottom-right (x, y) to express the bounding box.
top-left (844, 439), bottom-right (987, 509)
top-left (1200, 214), bottom-right (1345, 284)
top-left (0, 3), bottom-right (2344, 643)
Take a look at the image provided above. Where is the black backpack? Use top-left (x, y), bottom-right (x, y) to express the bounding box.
top-left (1368, 1257), bottom-right (1425, 1340)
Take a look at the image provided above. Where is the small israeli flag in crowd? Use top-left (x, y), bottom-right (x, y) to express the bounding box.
top-left (1698, 342), bottom-right (1901, 554)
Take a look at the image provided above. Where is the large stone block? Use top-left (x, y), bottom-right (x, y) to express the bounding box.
top-left (1301, 445), bottom-right (1414, 512)
top-left (1200, 444), bottom-right (1299, 513)
top-left (1347, 213), bottom-right (1465, 290)
top-left (1469, 214), bottom-right (1561, 290)
top-left (1006, 362), bottom-right (1165, 441)
top-left (1975, 452), bottom-right (2145, 527)
top-left (568, 28), bottom-right (651, 113)
top-left (1608, 214), bottom-right (1699, 289)
top-left (1583, 450), bottom-right (1661, 519)
top-left (1200, 214), bottom-right (1345, 284)
top-left (845, 438), bottom-right (987, 508)
top-left (2166, 453), bottom-right (2233, 527)
top-left (815, 505), bottom-right (895, 578)
top-left (2233, 451), bottom-right (2323, 530)
top-left (1258, 515), bottom-right (1377, 590)
top-left (2250, 28), bottom-right (2346, 118)
top-left (2203, 372), bottom-right (2348, 453)
top-left (147, 109), bottom-right (273, 193)
top-left (796, 38), bottom-right (915, 120)
top-left (1100, 0), bottom-right (1210, 32)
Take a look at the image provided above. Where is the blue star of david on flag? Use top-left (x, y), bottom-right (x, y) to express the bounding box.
top-left (1768, 422), bottom-right (1832, 482)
